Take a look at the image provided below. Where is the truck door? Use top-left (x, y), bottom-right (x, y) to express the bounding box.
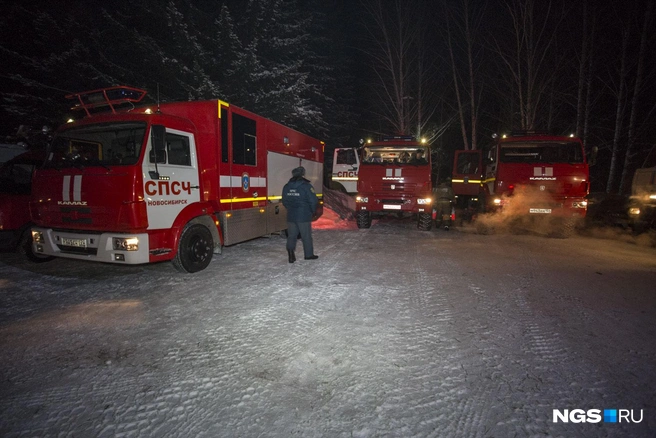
top-left (144, 127), bottom-right (200, 229)
top-left (331, 147), bottom-right (359, 193)
top-left (452, 150), bottom-right (483, 196)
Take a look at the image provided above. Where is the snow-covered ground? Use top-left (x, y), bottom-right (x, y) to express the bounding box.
top-left (0, 209), bottom-right (655, 437)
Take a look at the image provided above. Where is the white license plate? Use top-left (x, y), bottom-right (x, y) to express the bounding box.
top-left (529, 208), bottom-right (552, 214)
top-left (61, 237), bottom-right (87, 248)
top-left (383, 204), bottom-right (402, 210)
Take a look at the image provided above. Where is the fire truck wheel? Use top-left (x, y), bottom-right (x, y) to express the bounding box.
top-left (417, 213), bottom-right (432, 231)
top-left (18, 230), bottom-right (54, 263)
top-left (550, 218), bottom-right (577, 239)
top-left (173, 224), bottom-right (214, 273)
top-left (356, 211), bottom-right (372, 229)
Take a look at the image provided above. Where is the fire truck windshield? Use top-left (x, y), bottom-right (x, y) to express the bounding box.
top-left (499, 141), bottom-right (584, 164)
top-left (363, 146), bottom-right (429, 165)
top-left (45, 122), bottom-right (146, 169)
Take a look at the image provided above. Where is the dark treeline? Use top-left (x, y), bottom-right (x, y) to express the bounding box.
top-left (356, 0), bottom-right (656, 193)
top-left (0, 0), bottom-right (359, 145)
top-left (0, 0), bottom-right (654, 193)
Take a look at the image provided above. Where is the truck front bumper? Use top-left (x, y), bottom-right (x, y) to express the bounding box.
top-left (355, 195), bottom-right (432, 214)
top-left (31, 227), bottom-right (151, 264)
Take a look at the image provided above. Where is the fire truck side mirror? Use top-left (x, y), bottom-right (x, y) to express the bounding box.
top-left (150, 125), bottom-right (167, 165)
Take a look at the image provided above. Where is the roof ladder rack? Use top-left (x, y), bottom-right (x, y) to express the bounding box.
top-left (66, 86), bottom-right (147, 116)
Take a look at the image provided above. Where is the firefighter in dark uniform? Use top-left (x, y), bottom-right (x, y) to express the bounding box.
top-left (433, 177), bottom-right (456, 230)
top-left (282, 166), bottom-right (319, 263)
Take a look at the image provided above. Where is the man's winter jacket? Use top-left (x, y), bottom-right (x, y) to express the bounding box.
top-left (282, 177), bottom-right (318, 222)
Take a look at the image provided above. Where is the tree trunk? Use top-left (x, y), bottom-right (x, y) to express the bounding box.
top-left (576, 0), bottom-right (588, 138)
top-left (582, 12), bottom-right (596, 152)
top-left (606, 28), bottom-right (630, 194)
top-left (445, 1), bottom-right (470, 150)
top-left (618, 0), bottom-right (651, 194)
top-left (464, 0), bottom-right (478, 149)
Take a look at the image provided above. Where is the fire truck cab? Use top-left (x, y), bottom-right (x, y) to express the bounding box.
top-left (30, 86), bottom-right (324, 273)
top-left (355, 136), bottom-right (433, 230)
top-left (330, 147), bottom-right (359, 194)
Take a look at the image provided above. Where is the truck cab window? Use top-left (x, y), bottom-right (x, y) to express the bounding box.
top-left (337, 149), bottom-right (356, 165)
top-left (46, 122), bottom-right (146, 168)
top-left (457, 153), bottom-right (478, 174)
top-left (166, 134), bottom-right (191, 166)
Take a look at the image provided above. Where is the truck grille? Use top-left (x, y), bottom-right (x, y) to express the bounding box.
top-left (57, 245), bottom-right (98, 256)
top-left (378, 182), bottom-right (417, 191)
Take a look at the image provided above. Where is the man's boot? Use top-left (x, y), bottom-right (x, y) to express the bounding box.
top-left (287, 249), bottom-right (296, 263)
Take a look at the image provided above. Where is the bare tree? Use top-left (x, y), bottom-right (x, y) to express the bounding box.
top-left (443, 0), bottom-right (484, 150)
top-left (582, 8), bottom-right (597, 151)
top-left (575, 0), bottom-right (589, 138)
top-left (492, 0), bottom-right (565, 130)
top-left (618, 0), bottom-right (653, 193)
top-left (606, 23), bottom-right (631, 193)
top-left (360, 0), bottom-right (441, 139)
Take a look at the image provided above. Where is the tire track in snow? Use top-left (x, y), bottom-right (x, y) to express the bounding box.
top-left (486, 237), bottom-right (617, 436)
top-left (108, 229), bottom-right (378, 436)
top-left (348, 232), bottom-right (494, 437)
top-left (413, 243), bottom-right (498, 438)
top-left (2, 230), bottom-right (653, 437)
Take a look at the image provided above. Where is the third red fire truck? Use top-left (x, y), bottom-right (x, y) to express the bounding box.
top-left (451, 131), bottom-right (590, 236)
top-left (30, 86), bottom-right (324, 273)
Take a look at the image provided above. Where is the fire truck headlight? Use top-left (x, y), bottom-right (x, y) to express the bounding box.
top-left (113, 237), bottom-right (139, 251)
top-left (32, 230), bottom-right (44, 244)
top-left (649, 194), bottom-right (656, 200)
top-left (356, 196), bottom-right (368, 203)
top-left (629, 207), bottom-right (641, 216)
top-left (493, 197), bottom-right (502, 205)
top-left (572, 200), bottom-right (588, 208)
top-left (417, 197), bottom-right (432, 205)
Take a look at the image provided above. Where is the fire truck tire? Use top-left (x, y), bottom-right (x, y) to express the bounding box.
top-left (356, 211), bottom-right (371, 229)
top-left (551, 218), bottom-right (577, 239)
top-left (18, 230), bottom-right (54, 263)
top-left (173, 224), bottom-right (214, 273)
top-left (417, 213), bottom-right (432, 231)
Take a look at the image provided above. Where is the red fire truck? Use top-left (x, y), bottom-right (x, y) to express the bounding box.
top-left (355, 136), bottom-right (433, 230)
top-left (30, 86), bottom-right (324, 273)
top-left (451, 131), bottom-right (590, 235)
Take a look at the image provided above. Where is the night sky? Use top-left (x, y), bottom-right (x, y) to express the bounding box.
top-left (0, 0), bottom-right (654, 193)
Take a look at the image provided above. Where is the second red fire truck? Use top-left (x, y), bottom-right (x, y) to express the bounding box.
top-left (30, 86), bottom-right (324, 273)
top-left (355, 136), bottom-right (433, 230)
